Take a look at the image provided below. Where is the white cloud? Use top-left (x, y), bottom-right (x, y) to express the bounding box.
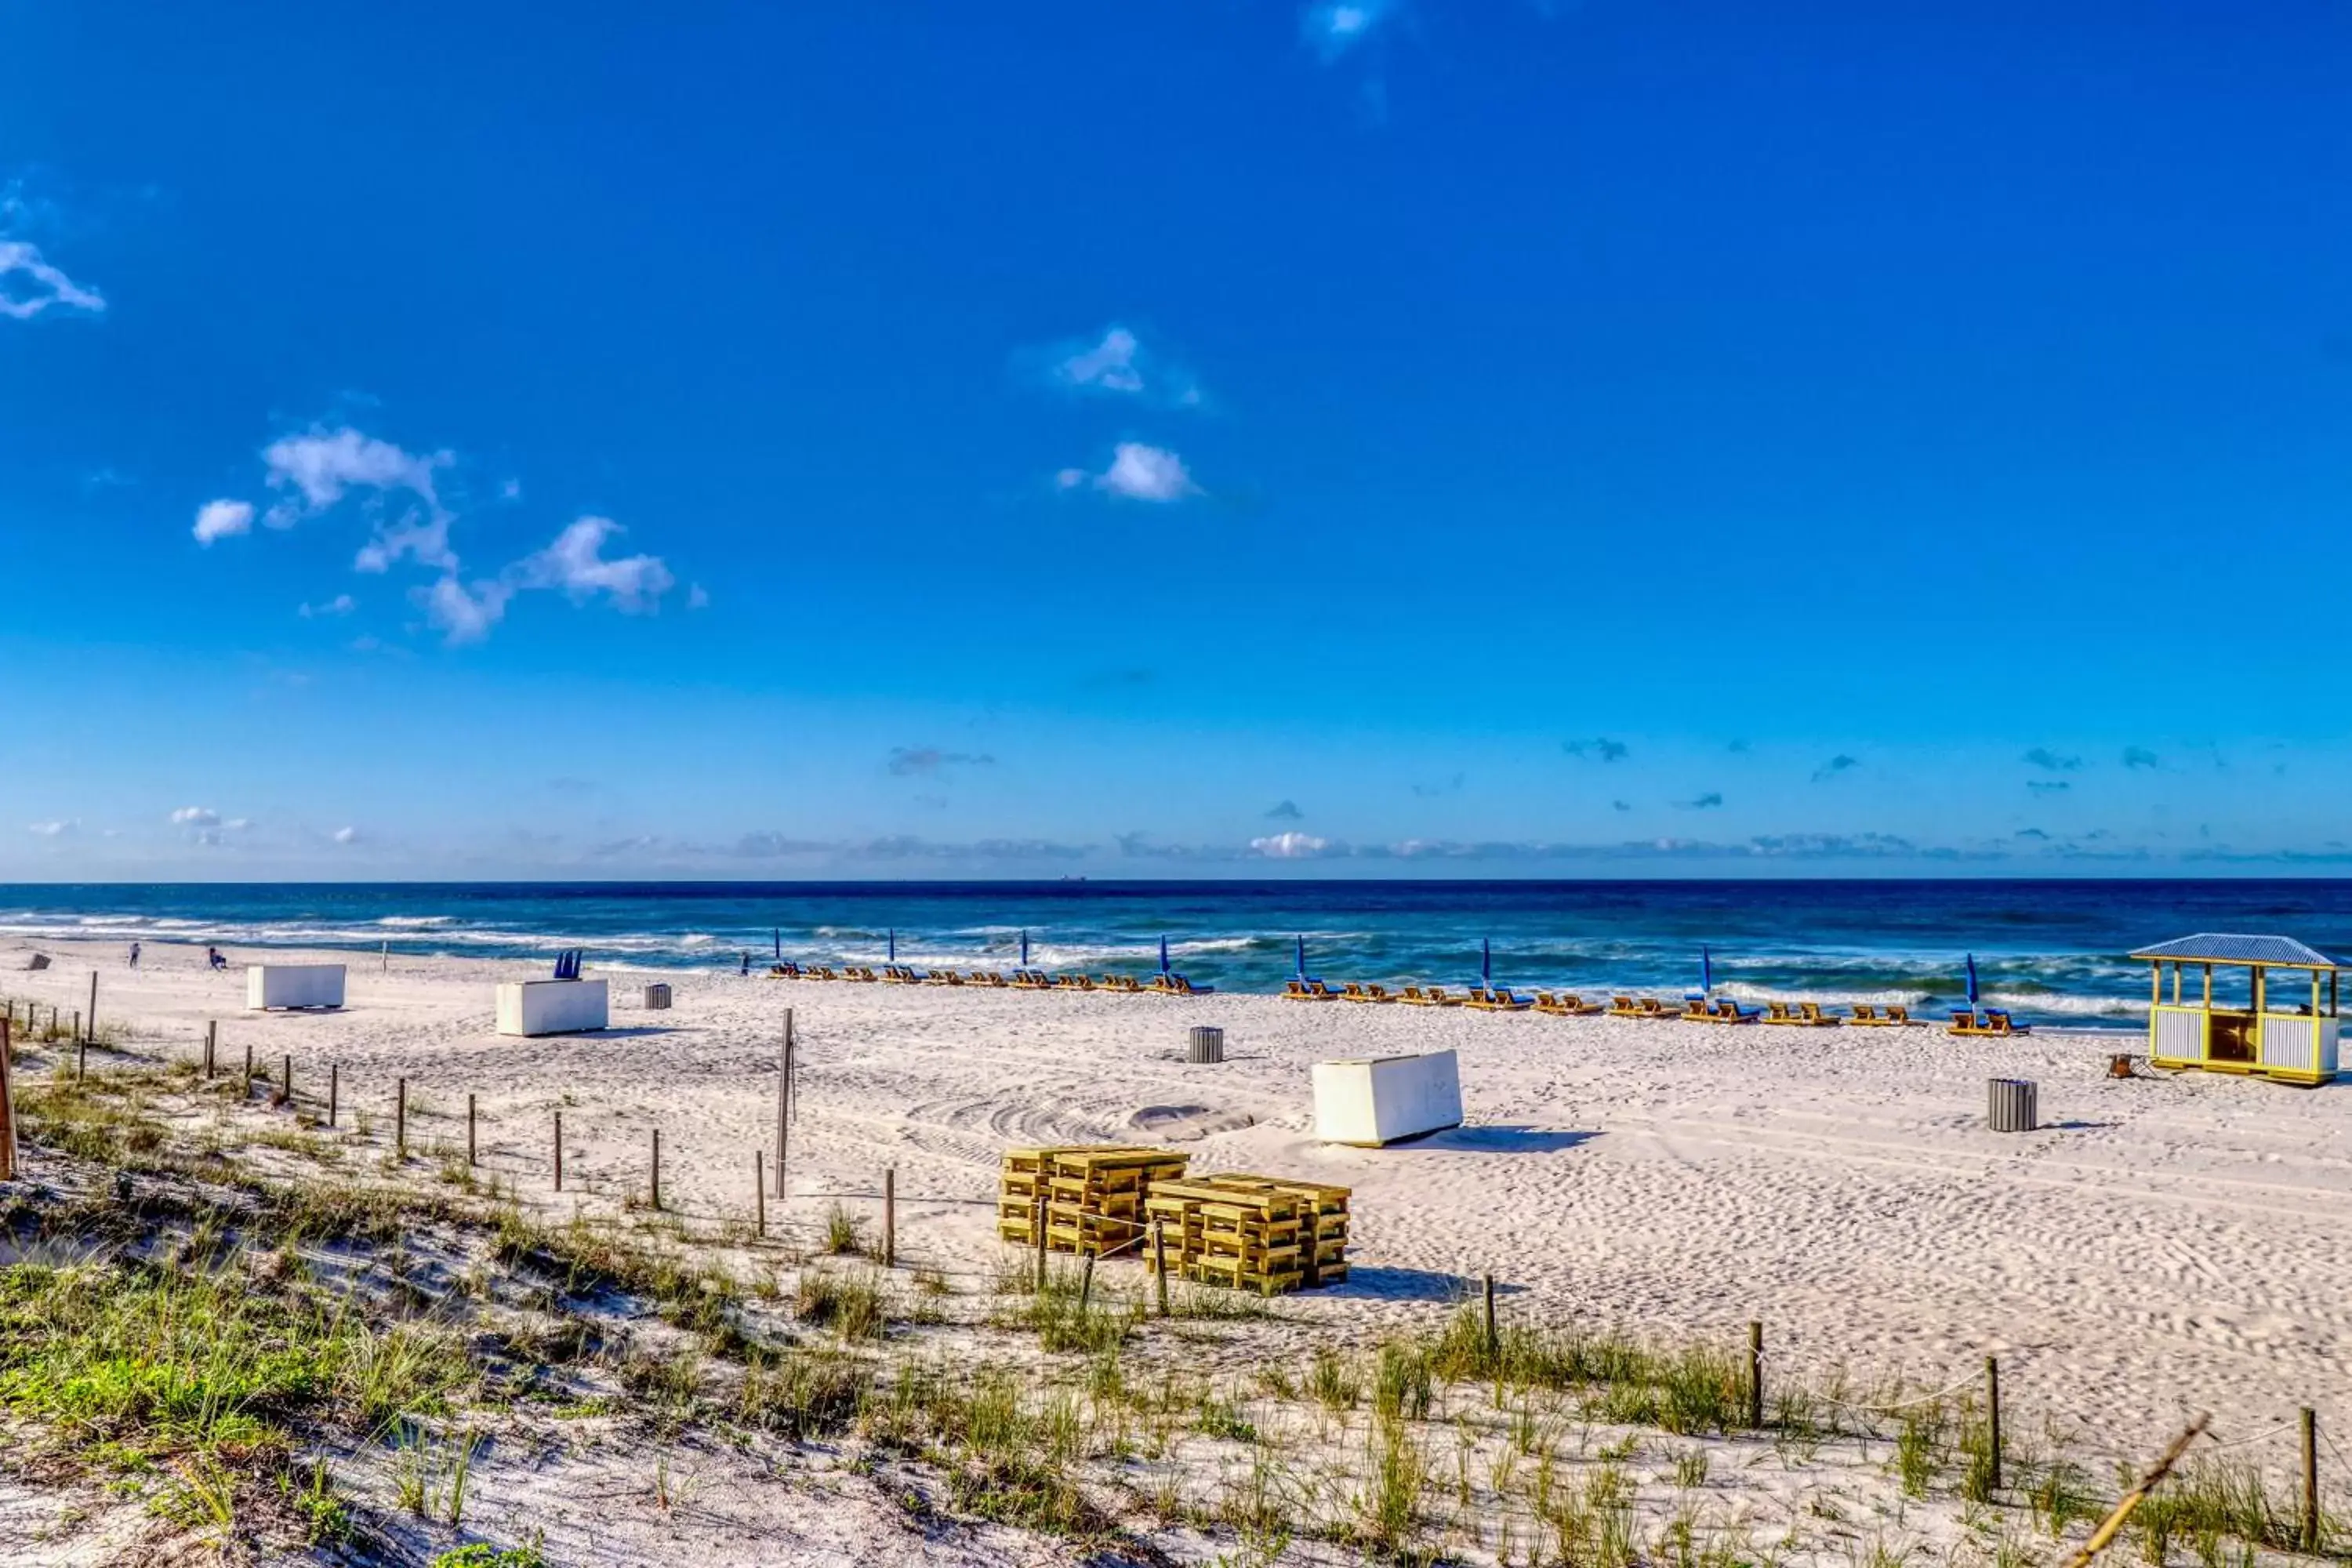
top-left (1304, 0), bottom-right (1395, 55)
top-left (26, 819), bottom-right (76, 837)
top-left (169, 806), bottom-right (220, 827)
top-left (331, 826), bottom-right (359, 844)
top-left (518, 517), bottom-right (675, 612)
top-left (1058, 327), bottom-right (1146, 394)
top-left (260, 426), bottom-right (456, 570)
top-left (299, 593), bottom-right (356, 618)
top-left (1094, 442), bottom-right (1200, 502)
top-left (687, 583), bottom-right (710, 610)
top-left (0, 240), bottom-right (104, 320)
top-left (1250, 830), bottom-right (1334, 858)
top-left (423, 575), bottom-right (514, 645)
top-left (192, 499), bottom-right (255, 545)
top-left (499, 477), bottom-right (523, 502)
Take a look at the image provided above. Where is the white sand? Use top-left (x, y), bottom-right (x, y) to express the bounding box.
top-left (11, 935), bottom-right (2350, 1469)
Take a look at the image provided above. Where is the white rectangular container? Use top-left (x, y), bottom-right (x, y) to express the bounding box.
top-left (495, 978), bottom-right (610, 1037)
top-left (1312, 1050), bottom-right (1463, 1145)
top-left (245, 964), bottom-right (347, 1011)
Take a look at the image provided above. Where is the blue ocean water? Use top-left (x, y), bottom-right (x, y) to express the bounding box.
top-left (7, 880), bottom-right (2352, 1025)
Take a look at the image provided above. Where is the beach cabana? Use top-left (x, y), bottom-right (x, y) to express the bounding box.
top-left (2131, 933), bottom-right (2341, 1087)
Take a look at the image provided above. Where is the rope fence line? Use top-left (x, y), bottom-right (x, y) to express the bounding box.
top-left (7, 1014), bottom-right (2350, 1540)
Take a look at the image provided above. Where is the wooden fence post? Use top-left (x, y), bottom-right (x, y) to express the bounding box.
top-left (328, 1064), bottom-right (339, 1127)
top-left (0, 1018), bottom-right (16, 1183)
top-left (242, 1042), bottom-right (253, 1098)
top-left (1987, 1356), bottom-right (2002, 1492)
top-left (1153, 1218), bottom-right (1171, 1318)
top-left (86, 970), bottom-right (96, 1044)
top-left (205, 1021), bottom-right (216, 1079)
top-left (466, 1094), bottom-right (477, 1166)
top-left (650, 1128), bottom-right (662, 1210)
top-left (772, 1008), bottom-right (793, 1200)
top-left (884, 1167), bottom-right (896, 1268)
top-left (75, 1031), bottom-right (86, 1083)
top-left (395, 1076), bottom-right (407, 1160)
top-left (280, 1054), bottom-right (292, 1108)
top-left (1079, 1251), bottom-right (1096, 1308)
top-left (1748, 1322), bottom-right (1765, 1428)
top-left (754, 1150), bottom-right (765, 1237)
top-left (553, 1111), bottom-right (563, 1191)
top-left (1483, 1272), bottom-right (1497, 1354)
top-left (2303, 1407), bottom-right (2319, 1552)
top-left (1033, 1196), bottom-right (1048, 1292)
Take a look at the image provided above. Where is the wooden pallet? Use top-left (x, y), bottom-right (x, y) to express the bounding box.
top-left (999, 1145), bottom-right (1190, 1258)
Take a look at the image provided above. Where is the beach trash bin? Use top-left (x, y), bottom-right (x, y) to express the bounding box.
top-left (644, 982), bottom-right (673, 1011)
top-left (1188, 1025), bottom-right (1225, 1064)
top-left (1987, 1077), bottom-right (2038, 1132)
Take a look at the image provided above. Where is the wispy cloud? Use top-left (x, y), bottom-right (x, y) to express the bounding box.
top-left (26, 819), bottom-right (76, 837)
top-left (421, 575), bottom-right (513, 645)
top-left (2122, 746), bottom-right (2161, 770)
top-left (1045, 325), bottom-right (1203, 407)
top-left (1265, 800), bottom-right (1305, 820)
top-left (517, 517), bottom-right (675, 613)
top-left (191, 499), bottom-right (255, 546)
top-left (260, 426), bottom-right (457, 571)
top-left (1563, 737), bottom-right (1629, 763)
top-left (1250, 831), bottom-right (1337, 858)
top-left (1057, 442), bottom-right (1200, 503)
top-left (887, 746), bottom-right (997, 778)
top-left (1811, 754), bottom-right (1860, 783)
top-left (169, 806), bottom-right (220, 828)
top-left (0, 239), bottom-right (103, 320)
top-left (298, 593), bottom-right (355, 619)
top-left (1302, 0), bottom-right (1396, 58)
top-left (2023, 747), bottom-right (2082, 772)
top-left (329, 826), bottom-right (359, 844)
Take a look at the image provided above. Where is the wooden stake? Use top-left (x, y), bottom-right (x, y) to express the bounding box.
top-left (71, 1011), bottom-right (80, 1052)
top-left (243, 1042), bottom-right (254, 1098)
top-left (466, 1093), bottom-right (477, 1165)
top-left (2056, 1416), bottom-right (2209, 1568)
top-left (280, 1054), bottom-right (292, 1108)
top-left (85, 970), bottom-right (96, 1044)
top-left (75, 1030), bottom-right (85, 1083)
top-left (1079, 1251), bottom-right (1096, 1308)
top-left (2302, 1407), bottom-right (2319, 1553)
top-left (1986, 1356), bottom-right (2002, 1492)
top-left (0, 1018), bottom-right (17, 1183)
top-left (553, 1111), bottom-right (563, 1191)
top-left (205, 1021), bottom-right (216, 1079)
top-left (1033, 1196), bottom-right (1048, 1292)
top-left (754, 1150), bottom-right (765, 1236)
top-left (772, 1008), bottom-right (793, 1200)
top-left (650, 1128), bottom-right (662, 1210)
top-left (328, 1064), bottom-right (339, 1127)
top-left (395, 1076), bottom-right (407, 1160)
top-left (1153, 1218), bottom-right (1170, 1317)
top-left (1748, 1322), bottom-right (1765, 1428)
top-left (884, 1167), bottom-right (896, 1268)
top-left (1483, 1272), bottom-right (1497, 1353)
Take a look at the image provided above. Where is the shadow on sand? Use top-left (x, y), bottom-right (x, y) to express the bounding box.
top-left (1385, 1124), bottom-right (1598, 1155)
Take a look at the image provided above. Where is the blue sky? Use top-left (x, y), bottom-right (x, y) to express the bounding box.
top-left (2, 2), bottom-right (2347, 879)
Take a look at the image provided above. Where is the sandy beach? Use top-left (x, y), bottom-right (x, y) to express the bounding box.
top-left (11, 933), bottom-right (2347, 1465)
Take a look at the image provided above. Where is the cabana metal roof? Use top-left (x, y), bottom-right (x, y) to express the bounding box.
top-left (2129, 933), bottom-right (2344, 969)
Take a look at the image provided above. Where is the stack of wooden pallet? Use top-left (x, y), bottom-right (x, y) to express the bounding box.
top-left (997, 1145), bottom-right (1191, 1258)
top-left (1143, 1171), bottom-right (1352, 1294)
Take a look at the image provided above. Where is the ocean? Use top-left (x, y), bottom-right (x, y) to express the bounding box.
top-left (6, 880), bottom-right (2351, 1025)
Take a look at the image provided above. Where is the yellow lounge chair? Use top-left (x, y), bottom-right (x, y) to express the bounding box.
top-left (1282, 978), bottom-right (1314, 1000)
top-left (808, 966), bottom-right (838, 981)
top-left (1606, 995), bottom-right (1642, 1018)
top-left (1341, 983), bottom-right (1392, 1003)
top-left (1886, 1005), bottom-right (1911, 1025)
top-left (1421, 986), bottom-right (1461, 1007)
top-left (1396, 985), bottom-right (1433, 1005)
top-left (1339, 982), bottom-right (1370, 1002)
top-left (1848, 1004), bottom-right (1883, 1025)
top-left (1797, 1002), bottom-right (1839, 1027)
top-left (1761, 1001), bottom-right (1799, 1025)
top-left (765, 963), bottom-right (801, 979)
top-left (1465, 988), bottom-right (1531, 1012)
top-left (1560, 993), bottom-right (1602, 1015)
top-left (1679, 996), bottom-right (1712, 1022)
top-left (1010, 970), bottom-right (1051, 990)
top-left (1054, 974), bottom-right (1093, 992)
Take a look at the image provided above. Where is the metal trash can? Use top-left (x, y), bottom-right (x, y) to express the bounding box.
top-left (644, 982), bottom-right (673, 1011)
top-left (1987, 1077), bottom-right (2037, 1132)
top-left (1188, 1025), bottom-right (1225, 1064)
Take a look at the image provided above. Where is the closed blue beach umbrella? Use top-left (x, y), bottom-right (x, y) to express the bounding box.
top-left (1021, 930), bottom-right (1030, 967)
top-left (888, 928), bottom-right (896, 964)
top-left (1701, 945), bottom-right (1713, 996)
top-left (1295, 933), bottom-right (1306, 978)
top-left (1482, 936), bottom-right (1493, 988)
top-left (1965, 953), bottom-right (1980, 1006)
top-left (1160, 935), bottom-right (1172, 976)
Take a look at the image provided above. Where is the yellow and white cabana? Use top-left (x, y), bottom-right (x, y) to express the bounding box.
top-left (2131, 933), bottom-right (2341, 1087)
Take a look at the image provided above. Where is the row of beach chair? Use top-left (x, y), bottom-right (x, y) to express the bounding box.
top-left (764, 962), bottom-right (1212, 996)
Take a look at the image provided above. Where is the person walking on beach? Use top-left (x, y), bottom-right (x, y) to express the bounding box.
top-left (128, 941), bottom-right (140, 969)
